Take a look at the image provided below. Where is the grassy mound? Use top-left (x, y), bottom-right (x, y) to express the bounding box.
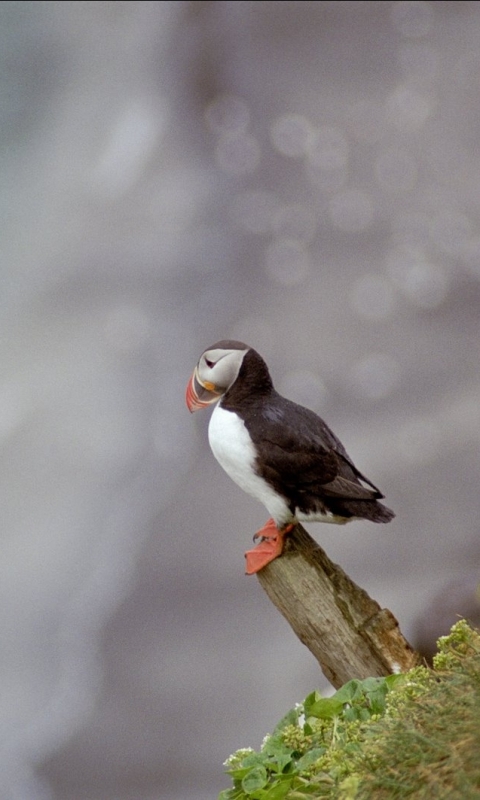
top-left (219, 620), bottom-right (480, 799)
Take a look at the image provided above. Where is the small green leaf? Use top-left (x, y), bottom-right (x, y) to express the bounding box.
top-left (385, 673), bottom-right (406, 690)
top-left (218, 788), bottom-right (244, 800)
top-left (305, 696), bottom-right (344, 719)
top-left (226, 766), bottom-right (253, 781)
top-left (262, 737), bottom-right (291, 758)
top-left (296, 747), bottom-right (325, 770)
top-left (261, 775), bottom-right (294, 799)
top-left (333, 680), bottom-right (362, 704)
top-left (242, 766), bottom-right (268, 794)
top-left (303, 721), bottom-right (314, 736)
top-left (303, 691), bottom-right (321, 717)
top-left (357, 707), bottom-right (371, 722)
top-left (343, 706), bottom-right (359, 722)
top-left (272, 753), bottom-right (294, 773)
top-left (243, 753), bottom-right (268, 769)
top-left (360, 677), bottom-right (384, 693)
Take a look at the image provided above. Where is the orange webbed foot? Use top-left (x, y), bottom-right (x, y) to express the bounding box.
top-left (244, 518), bottom-right (294, 575)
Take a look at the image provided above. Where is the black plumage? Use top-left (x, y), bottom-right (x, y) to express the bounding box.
top-left (220, 346), bottom-right (394, 523)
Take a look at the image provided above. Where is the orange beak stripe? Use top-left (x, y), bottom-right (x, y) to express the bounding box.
top-left (185, 372), bottom-right (220, 413)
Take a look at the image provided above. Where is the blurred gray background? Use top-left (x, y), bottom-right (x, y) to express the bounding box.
top-left (2, 1), bottom-right (480, 798)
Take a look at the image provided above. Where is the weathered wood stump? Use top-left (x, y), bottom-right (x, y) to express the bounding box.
top-left (256, 523), bottom-right (421, 688)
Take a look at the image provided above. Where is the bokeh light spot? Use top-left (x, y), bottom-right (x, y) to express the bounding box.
top-left (94, 101), bottom-right (166, 196)
top-left (386, 249), bottom-right (449, 308)
top-left (329, 188), bottom-right (374, 233)
top-left (270, 113), bottom-right (313, 157)
top-left (265, 238), bottom-right (311, 286)
top-left (386, 85), bottom-right (433, 131)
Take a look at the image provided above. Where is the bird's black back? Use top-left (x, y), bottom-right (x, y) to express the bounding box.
top-left (221, 349), bottom-right (394, 523)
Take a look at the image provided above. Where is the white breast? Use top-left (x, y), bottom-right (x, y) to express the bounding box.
top-left (208, 405), bottom-right (291, 525)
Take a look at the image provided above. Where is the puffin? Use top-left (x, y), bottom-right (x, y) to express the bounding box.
top-left (186, 340), bottom-right (394, 574)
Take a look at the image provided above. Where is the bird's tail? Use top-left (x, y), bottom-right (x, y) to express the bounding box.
top-left (332, 498), bottom-right (395, 523)
top-left (352, 500), bottom-right (395, 522)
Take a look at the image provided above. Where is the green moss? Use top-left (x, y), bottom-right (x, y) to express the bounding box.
top-left (220, 621), bottom-right (480, 800)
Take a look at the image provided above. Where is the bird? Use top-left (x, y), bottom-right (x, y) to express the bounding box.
top-left (186, 340), bottom-right (394, 575)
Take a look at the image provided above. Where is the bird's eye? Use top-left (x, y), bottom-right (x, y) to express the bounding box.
top-left (205, 358), bottom-right (215, 369)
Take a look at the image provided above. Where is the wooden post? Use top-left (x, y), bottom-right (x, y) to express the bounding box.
top-left (256, 524), bottom-right (421, 689)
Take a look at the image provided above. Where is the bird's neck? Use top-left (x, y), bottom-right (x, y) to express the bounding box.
top-left (221, 349), bottom-right (274, 410)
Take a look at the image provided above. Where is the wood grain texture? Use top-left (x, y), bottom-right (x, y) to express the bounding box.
top-left (256, 524), bottom-right (421, 688)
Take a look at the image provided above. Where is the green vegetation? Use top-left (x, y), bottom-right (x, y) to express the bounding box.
top-left (219, 620), bottom-right (480, 799)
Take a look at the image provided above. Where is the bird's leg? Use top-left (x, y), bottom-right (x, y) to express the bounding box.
top-left (244, 518), bottom-right (294, 575)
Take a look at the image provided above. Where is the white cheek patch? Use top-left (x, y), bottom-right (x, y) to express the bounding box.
top-left (199, 348), bottom-right (247, 391)
top-left (208, 406), bottom-right (291, 525)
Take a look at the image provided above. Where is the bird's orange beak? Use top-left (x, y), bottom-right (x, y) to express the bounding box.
top-left (185, 368), bottom-right (222, 413)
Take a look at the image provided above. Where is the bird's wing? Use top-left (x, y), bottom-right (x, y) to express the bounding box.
top-left (257, 439), bottom-right (381, 501)
top-left (247, 396), bottom-right (382, 502)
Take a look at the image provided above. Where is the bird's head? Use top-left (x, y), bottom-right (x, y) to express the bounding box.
top-left (186, 340), bottom-right (250, 412)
